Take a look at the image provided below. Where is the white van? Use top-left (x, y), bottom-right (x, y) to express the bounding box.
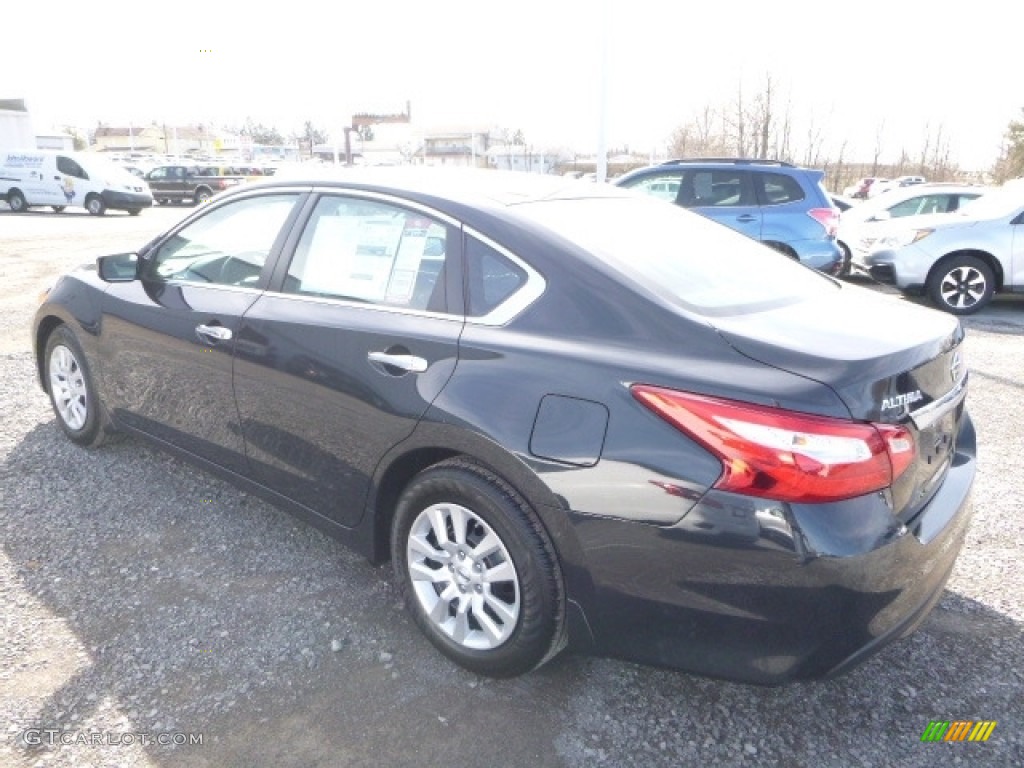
top-left (0, 150), bottom-right (153, 215)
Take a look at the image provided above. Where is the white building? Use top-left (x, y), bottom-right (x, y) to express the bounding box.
top-left (0, 99), bottom-right (35, 148)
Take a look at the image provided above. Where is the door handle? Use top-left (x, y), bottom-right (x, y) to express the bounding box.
top-left (196, 324), bottom-right (233, 344)
top-left (736, 214), bottom-right (758, 223)
top-left (367, 351), bottom-right (428, 373)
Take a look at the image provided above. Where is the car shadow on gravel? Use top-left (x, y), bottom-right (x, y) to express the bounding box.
top-left (3, 419), bottom-right (1022, 768)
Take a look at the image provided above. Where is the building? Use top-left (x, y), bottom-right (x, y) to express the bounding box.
top-left (421, 128), bottom-right (489, 168)
top-left (486, 144), bottom-right (566, 174)
top-left (0, 99), bottom-right (35, 148)
top-left (92, 124), bottom-right (234, 156)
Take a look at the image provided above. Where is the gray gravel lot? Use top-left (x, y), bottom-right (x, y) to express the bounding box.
top-left (1, 205), bottom-right (1022, 767)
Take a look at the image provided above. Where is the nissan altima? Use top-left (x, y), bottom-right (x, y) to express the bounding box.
top-left (33, 168), bottom-right (975, 683)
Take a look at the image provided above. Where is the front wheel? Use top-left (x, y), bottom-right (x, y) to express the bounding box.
top-left (44, 325), bottom-right (112, 447)
top-left (52, 205), bottom-right (66, 212)
top-left (927, 255), bottom-right (994, 315)
top-left (85, 195), bottom-right (107, 216)
top-left (7, 189), bottom-right (28, 212)
top-left (391, 458), bottom-right (565, 678)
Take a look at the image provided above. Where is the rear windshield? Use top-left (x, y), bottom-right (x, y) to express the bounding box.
top-left (515, 197), bottom-right (836, 315)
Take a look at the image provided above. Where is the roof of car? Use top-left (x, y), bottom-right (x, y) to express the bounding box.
top-left (241, 166), bottom-right (633, 208)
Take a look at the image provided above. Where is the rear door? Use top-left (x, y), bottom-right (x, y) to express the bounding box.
top-left (679, 169), bottom-right (762, 241)
top-left (98, 191), bottom-right (305, 473)
top-left (232, 192), bottom-right (463, 526)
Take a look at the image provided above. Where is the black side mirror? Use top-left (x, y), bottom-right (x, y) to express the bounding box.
top-left (97, 252), bottom-right (139, 282)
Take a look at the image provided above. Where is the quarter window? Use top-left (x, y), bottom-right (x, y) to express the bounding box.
top-left (465, 237), bottom-right (527, 317)
top-left (757, 172), bottom-right (805, 205)
top-left (142, 194), bottom-right (299, 286)
top-left (284, 196), bottom-right (451, 312)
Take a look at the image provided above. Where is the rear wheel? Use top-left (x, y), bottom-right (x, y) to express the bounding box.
top-left (837, 241), bottom-right (852, 277)
top-left (764, 241), bottom-right (799, 260)
top-left (43, 325), bottom-right (112, 447)
top-left (127, 208), bottom-right (141, 216)
top-left (927, 255), bottom-right (994, 315)
top-left (7, 189), bottom-right (27, 212)
top-left (391, 458), bottom-right (565, 677)
top-left (85, 194), bottom-right (107, 216)
top-left (194, 188), bottom-right (212, 205)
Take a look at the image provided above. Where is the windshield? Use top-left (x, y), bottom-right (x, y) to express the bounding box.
top-left (956, 183), bottom-right (1024, 219)
top-left (516, 197), bottom-right (836, 316)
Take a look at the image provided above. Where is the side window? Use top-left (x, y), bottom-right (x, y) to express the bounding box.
top-left (887, 197), bottom-right (928, 217)
top-left (757, 172), bottom-right (805, 205)
top-left (283, 196), bottom-right (451, 312)
top-left (620, 172), bottom-right (684, 202)
top-left (147, 167), bottom-right (167, 180)
top-left (142, 194), bottom-right (298, 286)
top-left (680, 170), bottom-right (753, 207)
top-left (950, 194), bottom-right (981, 212)
top-left (56, 156), bottom-right (87, 179)
top-left (465, 237), bottom-right (527, 317)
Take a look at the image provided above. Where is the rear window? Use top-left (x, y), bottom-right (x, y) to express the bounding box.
top-left (516, 197), bottom-right (835, 315)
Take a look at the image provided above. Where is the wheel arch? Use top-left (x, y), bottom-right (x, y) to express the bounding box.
top-left (928, 249), bottom-right (1004, 291)
top-left (34, 314), bottom-right (69, 391)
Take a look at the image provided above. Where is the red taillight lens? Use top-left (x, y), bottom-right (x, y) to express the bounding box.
top-left (808, 207), bottom-right (839, 237)
top-left (631, 385), bottom-right (915, 504)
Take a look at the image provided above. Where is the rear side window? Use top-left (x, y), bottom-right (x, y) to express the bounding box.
top-left (283, 195), bottom-right (451, 312)
top-left (679, 170), bottom-right (753, 207)
top-left (757, 172), bottom-right (805, 205)
top-left (465, 237), bottom-right (527, 317)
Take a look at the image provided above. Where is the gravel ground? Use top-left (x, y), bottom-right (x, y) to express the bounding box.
top-left (1, 206), bottom-right (1022, 767)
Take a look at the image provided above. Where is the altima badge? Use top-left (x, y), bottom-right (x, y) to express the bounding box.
top-left (882, 391), bottom-right (923, 411)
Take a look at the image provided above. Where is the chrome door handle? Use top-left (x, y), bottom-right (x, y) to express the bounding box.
top-left (367, 351), bottom-right (428, 373)
top-left (195, 324), bottom-right (233, 344)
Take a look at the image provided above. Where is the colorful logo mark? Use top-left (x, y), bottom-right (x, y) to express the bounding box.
top-left (921, 721), bottom-right (996, 742)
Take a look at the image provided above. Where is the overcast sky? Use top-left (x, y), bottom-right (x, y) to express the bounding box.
top-left (7, 1), bottom-right (1017, 169)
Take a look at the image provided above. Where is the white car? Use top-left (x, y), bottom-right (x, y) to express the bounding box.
top-left (868, 175), bottom-right (927, 198)
top-left (840, 183), bottom-right (989, 275)
top-left (858, 182), bottom-right (1024, 314)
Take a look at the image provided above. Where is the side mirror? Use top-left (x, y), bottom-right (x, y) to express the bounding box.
top-left (97, 252), bottom-right (139, 282)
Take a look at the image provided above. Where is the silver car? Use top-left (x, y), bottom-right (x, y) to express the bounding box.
top-left (861, 182), bottom-right (1024, 314)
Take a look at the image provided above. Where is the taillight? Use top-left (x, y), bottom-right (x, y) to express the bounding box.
top-left (631, 385), bottom-right (915, 504)
top-left (808, 207), bottom-right (839, 237)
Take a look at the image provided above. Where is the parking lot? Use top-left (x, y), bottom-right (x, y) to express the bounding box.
top-left (1, 205), bottom-right (1022, 767)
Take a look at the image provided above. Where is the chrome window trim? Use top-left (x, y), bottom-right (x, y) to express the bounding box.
top-left (909, 372), bottom-right (968, 430)
top-left (254, 289), bottom-right (464, 323)
top-left (462, 227), bottom-right (546, 327)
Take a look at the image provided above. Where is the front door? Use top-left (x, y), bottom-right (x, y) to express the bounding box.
top-left (98, 192), bottom-right (304, 473)
top-left (232, 193), bottom-right (463, 526)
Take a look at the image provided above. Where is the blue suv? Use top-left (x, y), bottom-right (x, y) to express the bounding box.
top-left (614, 158), bottom-right (843, 273)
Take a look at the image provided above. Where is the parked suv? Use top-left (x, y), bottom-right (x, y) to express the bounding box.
top-left (862, 181), bottom-right (1024, 314)
top-left (615, 159), bottom-right (842, 273)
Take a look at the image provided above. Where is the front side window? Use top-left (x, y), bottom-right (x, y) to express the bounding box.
top-left (283, 196), bottom-right (451, 312)
top-left (147, 167), bottom-right (167, 180)
top-left (143, 194), bottom-right (299, 286)
top-left (56, 156), bottom-right (87, 179)
top-left (620, 172), bottom-right (684, 202)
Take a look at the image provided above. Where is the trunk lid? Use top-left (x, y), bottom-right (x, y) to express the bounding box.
top-left (708, 283), bottom-right (968, 520)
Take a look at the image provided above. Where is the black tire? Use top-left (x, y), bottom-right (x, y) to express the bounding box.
top-left (391, 457), bottom-right (565, 678)
top-left (926, 255), bottom-right (994, 315)
top-left (7, 189), bottom-right (28, 212)
top-left (52, 205), bottom-right (66, 213)
top-left (837, 241), bottom-right (852, 277)
top-left (43, 325), bottom-right (113, 447)
top-left (127, 208), bottom-right (141, 216)
top-left (85, 194), bottom-right (107, 216)
top-left (764, 241), bottom-right (799, 260)
top-left (194, 188), bottom-right (212, 205)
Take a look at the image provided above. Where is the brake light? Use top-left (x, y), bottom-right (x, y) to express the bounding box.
top-left (631, 386), bottom-right (915, 504)
top-left (808, 207), bottom-right (839, 237)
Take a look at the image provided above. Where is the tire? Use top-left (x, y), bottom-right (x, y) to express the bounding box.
top-left (7, 189), bottom-right (27, 212)
top-left (43, 325), bottom-right (113, 447)
top-left (52, 205), bottom-right (66, 213)
top-left (764, 241), bottom-right (798, 260)
top-left (194, 188), bottom-right (212, 205)
top-left (85, 194), bottom-right (107, 216)
top-left (926, 255), bottom-right (994, 315)
top-left (391, 457), bottom-right (565, 678)
top-left (837, 241), bottom-right (852, 277)
top-left (127, 208), bottom-right (141, 216)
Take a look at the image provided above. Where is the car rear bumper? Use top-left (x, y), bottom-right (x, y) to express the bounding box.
top-left (560, 413), bottom-right (976, 684)
top-left (791, 239), bottom-right (844, 275)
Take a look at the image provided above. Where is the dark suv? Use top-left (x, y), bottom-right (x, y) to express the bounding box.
top-left (615, 158), bottom-right (842, 273)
